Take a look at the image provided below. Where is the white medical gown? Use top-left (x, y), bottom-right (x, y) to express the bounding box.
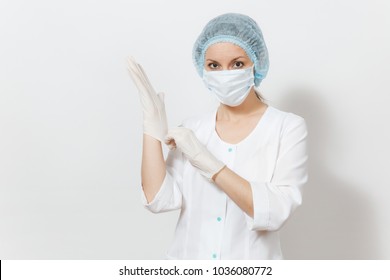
top-left (141, 105), bottom-right (308, 260)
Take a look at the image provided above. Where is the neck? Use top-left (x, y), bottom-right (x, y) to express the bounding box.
top-left (217, 88), bottom-right (267, 121)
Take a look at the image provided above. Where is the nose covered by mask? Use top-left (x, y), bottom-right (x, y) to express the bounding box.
top-left (202, 66), bottom-right (255, 107)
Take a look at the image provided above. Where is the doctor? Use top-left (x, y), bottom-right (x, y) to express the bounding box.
top-left (127, 13), bottom-right (308, 259)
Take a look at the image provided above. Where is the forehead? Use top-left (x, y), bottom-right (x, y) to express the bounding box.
top-left (205, 42), bottom-right (249, 60)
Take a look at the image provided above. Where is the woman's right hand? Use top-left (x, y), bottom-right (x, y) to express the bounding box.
top-left (126, 56), bottom-right (168, 142)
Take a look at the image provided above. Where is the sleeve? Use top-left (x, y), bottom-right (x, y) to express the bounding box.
top-left (245, 116), bottom-right (308, 231)
top-left (141, 148), bottom-right (184, 213)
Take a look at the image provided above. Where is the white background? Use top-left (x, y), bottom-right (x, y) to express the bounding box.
top-left (1, 0), bottom-right (389, 259)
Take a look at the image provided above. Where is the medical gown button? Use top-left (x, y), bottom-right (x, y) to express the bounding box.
top-left (228, 147), bottom-right (233, 152)
top-left (217, 217), bottom-right (222, 222)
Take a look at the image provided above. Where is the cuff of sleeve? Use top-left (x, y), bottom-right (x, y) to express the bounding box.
top-left (140, 171), bottom-right (175, 213)
top-left (245, 182), bottom-right (270, 231)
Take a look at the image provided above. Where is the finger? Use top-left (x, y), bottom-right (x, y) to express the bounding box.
top-left (167, 144), bottom-right (176, 150)
top-left (164, 135), bottom-right (174, 144)
top-left (126, 59), bottom-right (149, 93)
top-left (126, 56), bottom-right (142, 76)
top-left (126, 66), bottom-right (147, 92)
top-left (165, 128), bottom-right (185, 145)
top-left (137, 64), bottom-right (157, 95)
top-left (127, 69), bottom-right (157, 111)
top-left (126, 57), bottom-right (161, 108)
top-left (127, 57), bottom-right (155, 94)
top-left (126, 59), bottom-right (161, 110)
top-left (164, 138), bottom-right (176, 150)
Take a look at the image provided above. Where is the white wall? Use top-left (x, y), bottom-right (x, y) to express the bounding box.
top-left (1, 0), bottom-right (389, 259)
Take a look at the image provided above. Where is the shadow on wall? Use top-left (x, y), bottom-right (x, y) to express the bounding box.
top-left (277, 88), bottom-right (379, 259)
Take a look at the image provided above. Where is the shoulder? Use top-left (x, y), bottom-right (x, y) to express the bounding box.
top-left (266, 106), bottom-right (307, 137)
top-left (267, 106), bottom-right (306, 125)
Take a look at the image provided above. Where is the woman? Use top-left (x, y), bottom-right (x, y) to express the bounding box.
top-left (127, 13), bottom-right (308, 260)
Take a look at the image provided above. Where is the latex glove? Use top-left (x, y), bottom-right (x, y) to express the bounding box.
top-left (165, 127), bottom-right (226, 181)
top-left (126, 56), bottom-right (168, 142)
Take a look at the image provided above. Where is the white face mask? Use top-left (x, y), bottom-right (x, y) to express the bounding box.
top-left (202, 66), bottom-right (255, 107)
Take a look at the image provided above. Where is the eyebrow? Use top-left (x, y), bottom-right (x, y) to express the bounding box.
top-left (206, 56), bottom-right (247, 62)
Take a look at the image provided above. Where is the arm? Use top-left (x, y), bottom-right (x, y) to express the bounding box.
top-left (127, 56), bottom-right (166, 203)
top-left (166, 116), bottom-right (308, 230)
top-left (165, 127), bottom-right (254, 217)
top-left (127, 56), bottom-right (181, 209)
top-left (141, 134), bottom-right (166, 203)
top-left (213, 167), bottom-right (254, 217)
top-left (245, 117), bottom-right (308, 231)
top-left (215, 117), bottom-right (308, 231)
top-left (141, 145), bottom-right (184, 213)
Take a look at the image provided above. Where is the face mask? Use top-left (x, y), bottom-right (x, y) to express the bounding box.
top-left (202, 66), bottom-right (255, 107)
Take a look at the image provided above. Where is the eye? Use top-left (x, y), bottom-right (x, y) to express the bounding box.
top-left (208, 62), bottom-right (219, 70)
top-left (232, 61), bottom-right (244, 69)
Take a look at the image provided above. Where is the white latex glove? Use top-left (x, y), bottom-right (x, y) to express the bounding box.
top-left (165, 127), bottom-right (226, 181)
top-left (126, 56), bottom-right (168, 142)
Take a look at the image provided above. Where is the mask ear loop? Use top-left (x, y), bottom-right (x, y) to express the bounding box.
top-left (253, 67), bottom-right (266, 102)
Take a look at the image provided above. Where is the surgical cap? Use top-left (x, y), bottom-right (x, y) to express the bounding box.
top-left (192, 13), bottom-right (269, 87)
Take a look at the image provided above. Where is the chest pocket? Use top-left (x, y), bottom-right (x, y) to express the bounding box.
top-left (236, 143), bottom-right (279, 183)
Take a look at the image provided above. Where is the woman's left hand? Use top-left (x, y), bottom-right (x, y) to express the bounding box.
top-left (165, 127), bottom-right (225, 181)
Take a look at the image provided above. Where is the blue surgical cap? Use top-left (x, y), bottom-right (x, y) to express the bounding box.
top-left (192, 13), bottom-right (269, 87)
